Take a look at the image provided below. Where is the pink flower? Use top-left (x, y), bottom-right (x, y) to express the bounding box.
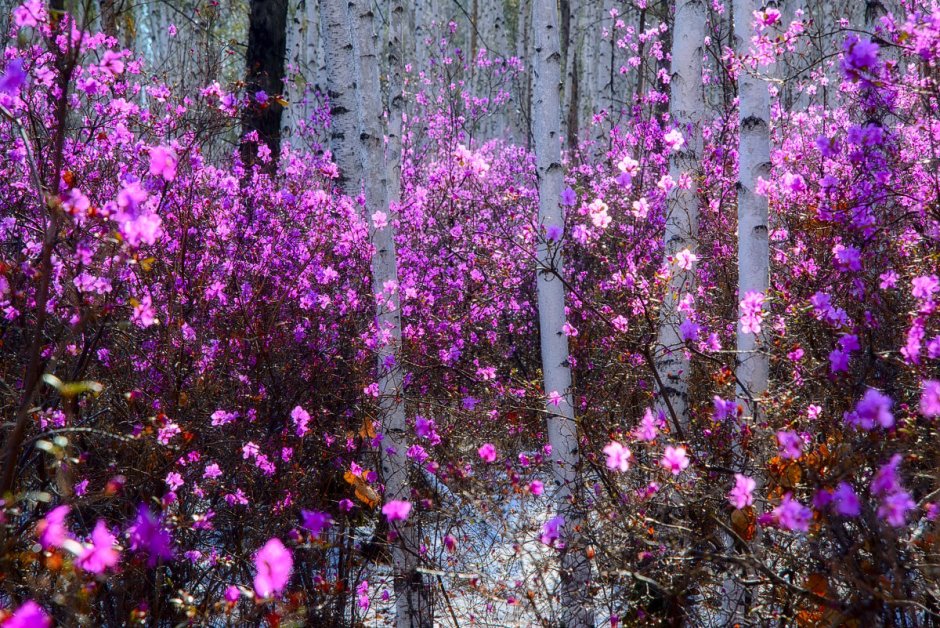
top-left (832, 482), bottom-right (861, 517)
top-left (728, 474), bottom-right (756, 509)
top-left (660, 445), bottom-right (690, 475)
top-left (478, 443), bottom-right (497, 463)
top-left (77, 520), bottom-right (121, 573)
top-left (663, 128), bottom-right (685, 152)
top-left (739, 291), bottom-right (766, 335)
top-left (4, 601), bottom-right (51, 628)
top-left (165, 471), bottom-right (183, 491)
top-left (224, 585), bottom-right (240, 603)
top-left (382, 500), bottom-right (412, 522)
top-left (921, 380), bottom-right (940, 418)
top-left (127, 505), bottom-right (174, 566)
top-left (776, 430), bottom-right (803, 460)
top-left (371, 211), bottom-right (389, 229)
top-left (13, 0), bottom-right (45, 28)
top-left (540, 515), bottom-right (565, 546)
top-left (547, 390), bottom-right (563, 407)
top-left (528, 480), bottom-right (544, 496)
top-left (291, 405), bottom-right (311, 437)
top-left (773, 493), bottom-right (812, 532)
top-left (253, 538), bottom-right (293, 598)
top-left (149, 146), bottom-right (177, 181)
top-left (602, 441), bottom-right (632, 472)
top-left (301, 510), bottom-right (333, 539)
top-left (849, 388), bottom-right (894, 430)
top-left (634, 408), bottom-right (659, 441)
top-left (713, 396), bottom-right (737, 422)
top-left (674, 248), bottom-right (698, 271)
top-left (131, 294), bottom-right (157, 329)
top-left (879, 491), bottom-right (916, 527)
top-left (36, 505), bottom-right (70, 549)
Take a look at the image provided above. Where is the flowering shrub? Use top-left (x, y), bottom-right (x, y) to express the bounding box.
top-left (1, 3), bottom-right (940, 626)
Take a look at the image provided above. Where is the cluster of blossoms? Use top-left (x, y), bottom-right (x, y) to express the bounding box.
top-left (1, 1), bottom-right (940, 626)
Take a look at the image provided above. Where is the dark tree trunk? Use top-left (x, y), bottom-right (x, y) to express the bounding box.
top-left (243, 0), bottom-right (289, 167)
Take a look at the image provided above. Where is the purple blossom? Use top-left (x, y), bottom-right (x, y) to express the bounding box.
top-left (37, 505), bottom-right (69, 550)
top-left (0, 60), bottom-right (27, 96)
top-left (4, 601), bottom-right (50, 628)
top-left (382, 500), bottom-right (412, 522)
top-left (253, 538), bottom-right (293, 598)
top-left (301, 510), bottom-right (333, 539)
top-left (127, 505), bottom-right (175, 566)
top-left (77, 520), bottom-right (121, 574)
top-left (921, 380), bottom-right (940, 418)
top-left (603, 441), bottom-right (631, 472)
top-left (540, 515), bottom-right (565, 546)
top-left (773, 493), bottom-right (812, 532)
top-left (728, 474), bottom-right (756, 509)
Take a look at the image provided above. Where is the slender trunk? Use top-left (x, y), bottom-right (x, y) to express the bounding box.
top-left (532, 0), bottom-right (593, 625)
top-left (733, 0), bottom-right (770, 434)
top-left (655, 0), bottom-right (706, 436)
top-left (348, 1), bottom-right (430, 626)
top-left (283, 0), bottom-right (321, 146)
top-left (243, 0), bottom-right (289, 165)
top-left (321, 0), bottom-right (361, 193)
top-left (722, 0), bottom-right (772, 622)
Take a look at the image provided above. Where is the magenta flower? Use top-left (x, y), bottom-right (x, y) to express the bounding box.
top-left (634, 407), bottom-right (659, 441)
top-left (602, 441), bottom-right (631, 472)
top-left (850, 388), bottom-right (894, 430)
top-left (776, 430), bottom-right (803, 460)
top-left (301, 510), bottom-right (333, 539)
top-left (291, 405), bottom-right (311, 437)
top-left (728, 474), bottom-right (756, 510)
top-left (37, 505), bottom-right (70, 550)
top-left (832, 482), bottom-right (861, 517)
top-left (77, 520), bottom-right (121, 574)
top-left (253, 538), bottom-right (293, 598)
top-left (660, 445), bottom-right (690, 476)
top-left (739, 291), bottom-right (766, 335)
top-left (713, 396), bottom-right (737, 422)
top-left (529, 480), bottom-right (544, 496)
top-left (773, 493), bottom-right (812, 533)
top-left (224, 585), bottom-right (240, 603)
top-left (872, 454), bottom-right (903, 496)
top-left (127, 505), bottom-right (174, 567)
top-left (921, 380), bottom-right (940, 418)
top-left (540, 515), bottom-right (565, 546)
top-left (841, 35), bottom-right (880, 80)
top-left (477, 443), bottom-right (497, 463)
top-left (382, 500), bottom-right (412, 522)
top-left (4, 600), bottom-right (50, 628)
top-left (0, 59), bottom-right (26, 96)
top-left (878, 491), bottom-right (916, 527)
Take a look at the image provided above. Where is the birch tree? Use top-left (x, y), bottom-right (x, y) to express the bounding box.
top-left (532, 0), bottom-right (592, 624)
top-left (282, 0), bottom-right (323, 145)
top-left (347, 0), bottom-right (431, 625)
top-left (655, 0), bottom-right (707, 434)
top-left (320, 0), bottom-right (360, 193)
top-left (733, 0), bottom-right (771, 431)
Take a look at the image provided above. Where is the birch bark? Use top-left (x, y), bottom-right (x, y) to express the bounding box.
top-left (348, 1), bottom-right (430, 625)
top-left (532, 0), bottom-right (592, 624)
top-left (654, 0), bottom-right (706, 435)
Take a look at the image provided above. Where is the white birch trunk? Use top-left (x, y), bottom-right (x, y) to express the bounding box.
top-left (733, 0), bottom-right (770, 429)
top-left (655, 0), bottom-right (706, 435)
top-left (283, 0), bottom-right (321, 145)
top-left (721, 1), bottom-right (772, 623)
top-left (348, 1), bottom-right (430, 626)
top-left (532, 0), bottom-right (592, 625)
top-left (320, 0), bottom-right (361, 193)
